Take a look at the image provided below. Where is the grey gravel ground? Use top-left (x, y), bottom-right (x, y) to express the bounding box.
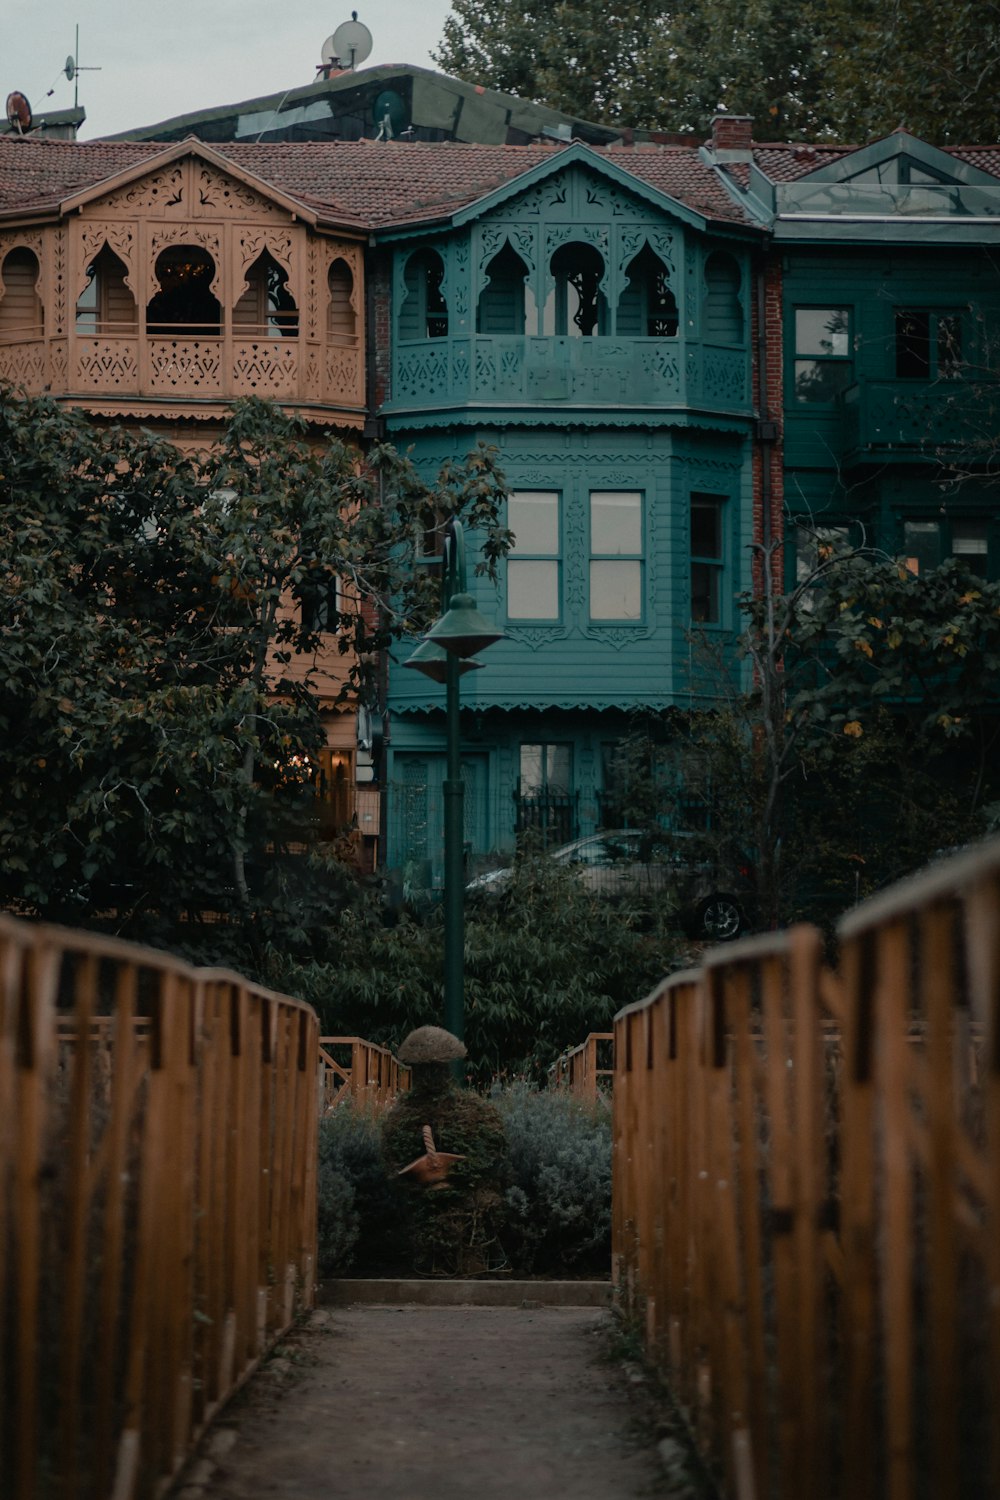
top-left (176, 1305), bottom-right (707, 1500)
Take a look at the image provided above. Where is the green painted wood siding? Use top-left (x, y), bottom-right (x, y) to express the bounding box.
top-left (388, 428), bottom-right (751, 717)
top-left (783, 247), bottom-right (1000, 471)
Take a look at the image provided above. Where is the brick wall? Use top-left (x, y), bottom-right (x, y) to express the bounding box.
top-left (750, 255), bottom-right (785, 596)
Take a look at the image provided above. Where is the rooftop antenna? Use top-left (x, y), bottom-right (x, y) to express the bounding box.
top-left (320, 12), bottom-right (373, 74)
top-left (63, 25), bottom-right (101, 109)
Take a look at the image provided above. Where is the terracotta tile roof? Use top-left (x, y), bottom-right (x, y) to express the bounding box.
top-left (4, 135), bottom-right (996, 232)
top-left (0, 136), bottom-right (755, 229)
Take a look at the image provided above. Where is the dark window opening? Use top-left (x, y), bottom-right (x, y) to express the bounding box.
top-left (400, 249), bottom-right (448, 341)
top-left (691, 493), bottom-right (725, 624)
top-left (617, 244), bottom-right (677, 337)
top-left (895, 308), bottom-right (963, 379)
top-left (550, 242), bottom-right (608, 337)
top-left (147, 246), bottom-right (221, 337)
top-left (234, 250), bottom-right (298, 338)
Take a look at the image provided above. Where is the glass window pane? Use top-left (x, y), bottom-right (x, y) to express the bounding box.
top-left (691, 561), bottom-right (719, 623)
top-left (795, 308), bottom-right (850, 357)
top-left (938, 314), bottom-right (963, 376)
top-left (508, 559), bottom-right (558, 619)
top-left (691, 496), bottom-right (722, 559)
top-left (903, 520), bottom-right (941, 575)
top-left (545, 744), bottom-right (572, 793)
top-left (591, 491), bottom-right (641, 555)
top-left (590, 560), bottom-right (641, 620)
top-left (794, 359), bottom-right (853, 403)
top-left (520, 744), bottom-right (543, 792)
top-left (509, 491), bottom-right (558, 554)
top-left (952, 520), bottom-right (987, 555)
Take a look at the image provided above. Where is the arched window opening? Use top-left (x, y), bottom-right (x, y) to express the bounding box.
top-left (548, 243), bottom-right (607, 337)
top-left (327, 259), bottom-right (357, 344)
top-left (75, 244), bottom-right (136, 335)
top-left (616, 244), bottom-right (677, 337)
top-left (233, 250), bottom-right (298, 338)
top-left (703, 252), bottom-right (743, 345)
top-left (476, 241), bottom-right (528, 335)
top-left (400, 249), bottom-right (448, 341)
top-left (0, 248), bottom-right (43, 341)
top-left (146, 245), bottom-right (221, 337)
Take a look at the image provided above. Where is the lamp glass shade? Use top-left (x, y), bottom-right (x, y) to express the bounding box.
top-left (402, 638), bottom-right (485, 683)
top-left (424, 593), bottom-right (507, 658)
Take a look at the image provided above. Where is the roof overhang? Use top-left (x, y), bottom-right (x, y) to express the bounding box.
top-left (374, 140), bottom-right (763, 243)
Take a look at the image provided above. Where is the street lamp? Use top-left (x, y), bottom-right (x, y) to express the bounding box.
top-left (403, 519), bottom-right (506, 1053)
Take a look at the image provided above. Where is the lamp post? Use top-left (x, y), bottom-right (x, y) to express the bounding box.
top-left (403, 519), bottom-right (506, 1051)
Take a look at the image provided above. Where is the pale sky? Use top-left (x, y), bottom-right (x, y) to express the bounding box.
top-left (3, 1), bottom-right (456, 139)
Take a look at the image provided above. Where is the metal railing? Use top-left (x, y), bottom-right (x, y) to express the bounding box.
top-left (318, 1036), bottom-right (409, 1114)
top-left (613, 836), bottom-right (1000, 1500)
top-left (0, 915), bottom-right (320, 1500)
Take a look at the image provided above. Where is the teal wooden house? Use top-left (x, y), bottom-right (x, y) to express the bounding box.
top-left (370, 140), bottom-right (765, 885)
top-left (714, 127), bottom-right (1000, 587)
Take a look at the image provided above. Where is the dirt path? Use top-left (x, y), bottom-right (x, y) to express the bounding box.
top-left (177, 1305), bottom-right (706, 1500)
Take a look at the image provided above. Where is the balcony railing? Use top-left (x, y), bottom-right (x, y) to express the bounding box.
top-left (0, 329), bottom-right (365, 411)
top-left (388, 335), bottom-right (749, 413)
top-left (839, 377), bottom-right (1000, 458)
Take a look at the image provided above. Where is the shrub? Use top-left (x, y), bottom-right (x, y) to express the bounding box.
top-left (277, 852), bottom-right (682, 1086)
top-left (493, 1083), bottom-right (612, 1276)
top-left (316, 1107), bottom-right (408, 1277)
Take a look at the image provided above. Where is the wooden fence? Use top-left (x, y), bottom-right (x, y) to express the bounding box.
top-left (318, 1035), bottom-right (409, 1114)
top-left (551, 1031), bottom-right (614, 1100)
top-left (614, 836), bottom-right (1000, 1500)
top-left (0, 914), bottom-right (320, 1500)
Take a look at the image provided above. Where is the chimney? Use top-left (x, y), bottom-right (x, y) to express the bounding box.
top-left (710, 114), bottom-right (753, 159)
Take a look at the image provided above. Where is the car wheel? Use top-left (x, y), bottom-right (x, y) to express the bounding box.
top-left (694, 893), bottom-right (745, 943)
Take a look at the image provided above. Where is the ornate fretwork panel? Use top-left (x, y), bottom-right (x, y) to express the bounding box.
top-left (52, 228), bottom-right (68, 336)
top-left (75, 338), bottom-right (140, 389)
top-left (0, 341), bottom-right (46, 390)
top-left (236, 229), bottom-right (296, 301)
top-left (98, 165), bottom-right (186, 216)
top-left (325, 344), bottom-right (363, 402)
top-left (232, 341), bottom-right (299, 397)
top-left (194, 164), bottom-right (274, 218)
top-left (75, 222), bottom-right (137, 304)
top-left (147, 339), bottom-right (222, 392)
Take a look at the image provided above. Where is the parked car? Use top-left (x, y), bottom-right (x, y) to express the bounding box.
top-left (466, 829), bottom-right (753, 942)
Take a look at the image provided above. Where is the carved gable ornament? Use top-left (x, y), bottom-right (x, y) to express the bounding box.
top-left (87, 155), bottom-right (296, 225)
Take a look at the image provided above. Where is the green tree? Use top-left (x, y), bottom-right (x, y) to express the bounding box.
top-left (435, 0), bottom-right (1000, 142)
top-left (434, 0), bottom-right (668, 127)
top-left (0, 391), bottom-right (509, 965)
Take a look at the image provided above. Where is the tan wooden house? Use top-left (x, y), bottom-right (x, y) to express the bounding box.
top-left (0, 136), bottom-right (373, 857)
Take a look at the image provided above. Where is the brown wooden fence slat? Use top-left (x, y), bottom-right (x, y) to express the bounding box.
top-left (0, 916), bottom-right (320, 1500)
top-left (611, 834), bottom-right (1000, 1500)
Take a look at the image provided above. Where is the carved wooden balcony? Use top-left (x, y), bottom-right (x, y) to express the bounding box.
top-left (386, 334), bottom-right (749, 416)
top-left (0, 322), bottom-right (364, 422)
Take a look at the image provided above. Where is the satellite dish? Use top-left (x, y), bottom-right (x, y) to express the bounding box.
top-left (374, 89), bottom-right (408, 139)
top-left (5, 91), bottom-right (32, 134)
top-left (64, 55), bottom-right (76, 82)
top-left (322, 13), bottom-right (373, 69)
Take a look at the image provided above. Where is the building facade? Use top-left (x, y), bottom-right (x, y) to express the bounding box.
top-left (3, 111), bottom-right (999, 891)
